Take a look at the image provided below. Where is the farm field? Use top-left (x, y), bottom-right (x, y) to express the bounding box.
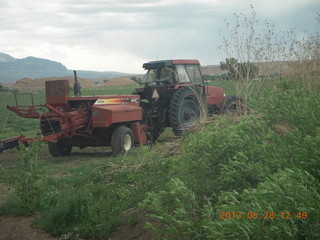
top-left (1, 78), bottom-right (320, 239)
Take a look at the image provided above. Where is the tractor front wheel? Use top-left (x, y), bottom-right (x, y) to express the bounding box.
top-left (48, 139), bottom-right (72, 157)
top-left (111, 126), bottom-right (134, 155)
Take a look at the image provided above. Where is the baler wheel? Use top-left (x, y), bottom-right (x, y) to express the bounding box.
top-left (48, 139), bottom-right (72, 157)
top-left (111, 126), bottom-right (134, 155)
top-left (169, 87), bottom-right (207, 135)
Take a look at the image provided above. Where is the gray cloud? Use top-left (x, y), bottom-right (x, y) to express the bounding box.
top-left (0, 0), bottom-right (319, 73)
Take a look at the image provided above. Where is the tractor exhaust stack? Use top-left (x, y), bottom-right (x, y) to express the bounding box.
top-left (73, 70), bottom-right (81, 97)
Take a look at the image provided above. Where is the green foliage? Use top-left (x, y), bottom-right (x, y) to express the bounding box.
top-left (34, 146), bottom-right (171, 239)
top-left (257, 80), bottom-right (320, 136)
top-left (0, 91), bottom-right (45, 139)
top-left (1, 142), bottom-right (44, 214)
top-left (203, 74), bottom-right (229, 81)
top-left (131, 76), bottom-right (143, 85)
top-left (0, 85), bottom-right (9, 91)
top-left (12, 88), bottom-right (19, 94)
top-left (174, 116), bottom-right (288, 200)
top-left (140, 81), bottom-right (320, 239)
top-left (140, 169), bottom-right (320, 240)
top-left (141, 178), bottom-right (203, 240)
top-left (205, 168), bottom-right (320, 239)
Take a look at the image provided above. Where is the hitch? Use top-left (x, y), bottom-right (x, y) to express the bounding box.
top-left (0, 136), bottom-right (22, 153)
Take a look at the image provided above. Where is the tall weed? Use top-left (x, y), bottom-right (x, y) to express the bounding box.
top-left (205, 168), bottom-right (320, 239)
top-left (174, 116), bottom-right (288, 199)
top-left (141, 178), bottom-right (203, 240)
top-left (2, 142), bottom-right (44, 214)
top-left (257, 80), bottom-right (320, 136)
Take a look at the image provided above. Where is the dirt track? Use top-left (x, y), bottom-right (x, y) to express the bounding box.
top-left (0, 216), bottom-right (57, 240)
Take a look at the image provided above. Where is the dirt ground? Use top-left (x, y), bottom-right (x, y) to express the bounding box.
top-left (0, 151), bottom-right (57, 240)
top-left (0, 215), bottom-right (57, 240)
top-left (0, 151), bottom-right (155, 240)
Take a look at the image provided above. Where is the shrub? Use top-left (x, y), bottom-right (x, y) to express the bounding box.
top-left (173, 116), bottom-right (288, 200)
top-left (141, 178), bottom-right (204, 240)
top-left (257, 80), bottom-right (320, 136)
top-left (11, 142), bottom-right (43, 213)
top-left (0, 142), bottom-right (44, 215)
top-left (205, 168), bottom-right (320, 239)
top-left (141, 169), bottom-right (320, 240)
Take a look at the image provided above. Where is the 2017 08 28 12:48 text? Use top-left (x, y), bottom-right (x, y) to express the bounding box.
top-left (218, 211), bottom-right (308, 220)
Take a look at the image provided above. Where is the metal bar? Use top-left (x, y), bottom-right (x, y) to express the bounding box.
top-left (14, 93), bottom-right (35, 107)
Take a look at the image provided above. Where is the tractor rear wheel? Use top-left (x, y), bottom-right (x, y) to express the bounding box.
top-left (111, 126), bottom-right (134, 155)
top-left (48, 139), bottom-right (72, 157)
top-left (169, 87), bottom-right (207, 135)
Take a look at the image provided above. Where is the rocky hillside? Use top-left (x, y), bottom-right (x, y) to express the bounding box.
top-left (0, 53), bottom-right (70, 83)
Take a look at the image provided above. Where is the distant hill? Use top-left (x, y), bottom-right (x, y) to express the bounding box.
top-left (13, 76), bottom-right (96, 90)
top-left (0, 53), bottom-right (130, 84)
top-left (12, 76), bottom-right (137, 91)
top-left (201, 65), bottom-right (224, 76)
top-left (0, 52), bottom-right (17, 63)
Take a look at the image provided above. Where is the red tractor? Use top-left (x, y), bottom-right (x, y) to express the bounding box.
top-left (133, 59), bottom-right (243, 140)
top-left (0, 59), bottom-right (244, 157)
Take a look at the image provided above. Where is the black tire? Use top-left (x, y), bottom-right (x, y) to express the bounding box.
top-left (48, 139), bottom-right (72, 157)
top-left (221, 95), bottom-right (248, 115)
top-left (169, 87), bottom-right (207, 135)
top-left (111, 126), bottom-right (134, 155)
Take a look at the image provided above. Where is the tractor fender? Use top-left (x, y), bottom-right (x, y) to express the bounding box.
top-left (205, 86), bottom-right (225, 107)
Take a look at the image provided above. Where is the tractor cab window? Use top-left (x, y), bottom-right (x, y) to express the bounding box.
top-left (185, 65), bottom-right (203, 85)
top-left (175, 65), bottom-right (191, 83)
top-left (143, 69), bottom-right (157, 83)
top-left (159, 67), bottom-right (174, 83)
top-left (143, 67), bottom-right (174, 85)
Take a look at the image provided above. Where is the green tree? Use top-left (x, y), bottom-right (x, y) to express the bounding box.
top-left (220, 58), bottom-right (259, 81)
top-left (130, 76), bottom-right (142, 85)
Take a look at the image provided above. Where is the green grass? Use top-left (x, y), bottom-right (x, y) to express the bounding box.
top-left (208, 79), bottom-right (236, 95)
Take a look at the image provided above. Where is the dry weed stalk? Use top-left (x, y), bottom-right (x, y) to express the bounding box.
top-left (220, 6), bottom-right (320, 98)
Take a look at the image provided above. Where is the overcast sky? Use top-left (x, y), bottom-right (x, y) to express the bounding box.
top-left (1, 0), bottom-right (319, 73)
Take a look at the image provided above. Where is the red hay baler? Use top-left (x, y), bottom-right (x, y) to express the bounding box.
top-left (0, 79), bottom-right (147, 157)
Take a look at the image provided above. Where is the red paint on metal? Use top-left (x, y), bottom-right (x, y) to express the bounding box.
top-left (92, 105), bottom-right (142, 128)
top-left (45, 80), bottom-right (70, 111)
top-left (171, 59), bottom-right (200, 65)
top-left (130, 122), bottom-right (147, 145)
top-left (205, 86), bottom-right (225, 107)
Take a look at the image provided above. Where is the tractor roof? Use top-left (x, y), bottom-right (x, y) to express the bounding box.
top-left (143, 59), bottom-right (200, 69)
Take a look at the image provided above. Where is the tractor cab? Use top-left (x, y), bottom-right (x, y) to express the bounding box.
top-left (142, 59), bottom-right (204, 87)
top-left (133, 59), bottom-right (210, 139)
top-left (135, 59), bottom-right (206, 104)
